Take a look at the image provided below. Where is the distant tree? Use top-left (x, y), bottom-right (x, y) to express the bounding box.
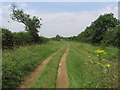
top-left (11, 4), bottom-right (42, 43)
top-left (55, 35), bottom-right (61, 41)
top-left (56, 35), bottom-right (61, 39)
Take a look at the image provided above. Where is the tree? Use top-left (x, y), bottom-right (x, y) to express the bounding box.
top-left (55, 35), bottom-right (61, 41)
top-left (77, 13), bottom-right (120, 45)
top-left (90, 13), bottom-right (120, 44)
top-left (11, 4), bottom-right (42, 43)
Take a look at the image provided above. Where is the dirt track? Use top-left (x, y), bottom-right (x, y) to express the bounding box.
top-left (56, 47), bottom-right (69, 88)
top-left (19, 47), bottom-right (63, 88)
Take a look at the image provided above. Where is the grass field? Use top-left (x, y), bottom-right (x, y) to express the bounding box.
top-left (2, 41), bottom-right (65, 88)
top-left (67, 41), bottom-right (118, 88)
top-left (2, 41), bottom-right (119, 88)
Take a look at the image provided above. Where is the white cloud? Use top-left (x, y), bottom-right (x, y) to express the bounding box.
top-left (97, 5), bottom-right (118, 17)
top-left (18, 3), bottom-right (28, 8)
top-left (2, 18), bottom-right (25, 32)
top-left (1, 4), bottom-right (118, 38)
top-left (2, 4), bottom-right (11, 16)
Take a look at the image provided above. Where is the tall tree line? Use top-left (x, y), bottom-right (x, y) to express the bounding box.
top-left (72, 13), bottom-right (120, 47)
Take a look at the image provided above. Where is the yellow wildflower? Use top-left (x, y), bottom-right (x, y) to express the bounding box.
top-left (97, 63), bottom-right (101, 65)
top-left (104, 53), bottom-right (106, 54)
top-left (88, 56), bottom-right (91, 58)
top-left (96, 55), bottom-right (99, 57)
top-left (105, 64), bottom-right (110, 67)
top-left (101, 50), bottom-right (104, 53)
top-left (95, 50), bottom-right (105, 53)
top-left (102, 59), bottom-right (105, 61)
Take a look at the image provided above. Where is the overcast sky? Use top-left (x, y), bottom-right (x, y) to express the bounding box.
top-left (1, 2), bottom-right (118, 38)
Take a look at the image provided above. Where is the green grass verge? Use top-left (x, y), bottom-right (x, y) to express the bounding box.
top-left (67, 42), bottom-right (118, 88)
top-left (30, 45), bottom-right (67, 88)
top-left (71, 42), bottom-right (118, 62)
top-left (2, 41), bottom-right (65, 88)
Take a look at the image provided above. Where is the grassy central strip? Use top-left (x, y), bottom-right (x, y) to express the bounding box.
top-left (2, 41), bottom-right (65, 88)
top-left (30, 45), bottom-right (66, 88)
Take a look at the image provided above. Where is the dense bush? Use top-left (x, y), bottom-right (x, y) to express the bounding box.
top-left (2, 28), bottom-right (14, 49)
top-left (102, 26), bottom-right (120, 47)
top-left (2, 28), bottom-right (49, 49)
top-left (13, 32), bottom-right (33, 46)
top-left (39, 36), bottom-right (49, 44)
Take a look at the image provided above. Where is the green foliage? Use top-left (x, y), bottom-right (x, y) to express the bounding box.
top-left (2, 28), bottom-right (14, 49)
top-left (11, 4), bottom-right (42, 43)
top-left (102, 26), bottom-right (120, 47)
top-left (68, 36), bottom-right (78, 41)
top-left (89, 13), bottom-right (119, 44)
